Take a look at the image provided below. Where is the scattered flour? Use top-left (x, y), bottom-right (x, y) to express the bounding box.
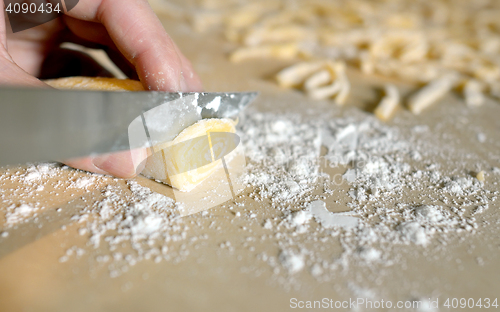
top-left (237, 109), bottom-right (494, 287)
top-left (414, 205), bottom-right (444, 223)
top-left (82, 181), bottom-right (181, 252)
top-left (289, 210), bottom-right (312, 227)
top-left (398, 222), bottom-right (429, 246)
top-left (357, 247), bottom-right (382, 262)
top-left (1, 106), bottom-right (497, 299)
top-left (5, 204), bottom-right (39, 226)
top-left (477, 133), bottom-right (486, 143)
top-left (278, 249), bottom-right (305, 274)
top-left (308, 200), bottom-right (359, 229)
top-left (71, 177), bottom-right (94, 189)
top-left (443, 176), bottom-right (481, 195)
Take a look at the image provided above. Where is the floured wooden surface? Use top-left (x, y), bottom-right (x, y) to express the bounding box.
top-left (1, 8), bottom-right (500, 312)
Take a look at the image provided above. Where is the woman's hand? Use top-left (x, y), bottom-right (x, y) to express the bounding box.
top-left (1, 0), bottom-right (203, 178)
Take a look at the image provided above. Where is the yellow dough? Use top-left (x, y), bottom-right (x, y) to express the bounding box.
top-left (44, 77), bottom-right (144, 91)
top-left (142, 118), bottom-right (238, 192)
top-left (44, 77), bottom-right (237, 192)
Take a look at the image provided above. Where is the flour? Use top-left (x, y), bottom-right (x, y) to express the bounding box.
top-left (1, 104), bottom-right (497, 299)
top-left (477, 133), bottom-right (487, 143)
top-left (289, 210), bottom-right (312, 227)
top-left (83, 181), bottom-right (180, 250)
top-left (442, 176), bottom-right (482, 195)
top-left (263, 219), bottom-right (273, 229)
top-left (236, 108), bottom-right (495, 289)
top-left (5, 204), bottom-right (38, 227)
top-left (49, 107), bottom-right (493, 287)
top-left (398, 222), bottom-right (429, 246)
top-left (71, 177), bottom-right (94, 189)
top-left (240, 113), bottom-right (322, 203)
top-left (59, 246), bottom-right (86, 263)
top-left (414, 205), bottom-right (444, 223)
top-left (357, 247), bottom-right (382, 262)
top-left (278, 249), bottom-right (305, 274)
top-left (24, 171), bottom-right (42, 182)
top-left (308, 200), bottom-right (359, 229)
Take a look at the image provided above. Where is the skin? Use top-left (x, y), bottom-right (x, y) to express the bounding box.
top-left (1, 0), bottom-right (203, 178)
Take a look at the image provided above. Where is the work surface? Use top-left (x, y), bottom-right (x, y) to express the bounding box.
top-left (1, 11), bottom-right (500, 312)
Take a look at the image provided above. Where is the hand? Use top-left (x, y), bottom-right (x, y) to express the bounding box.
top-left (1, 0), bottom-right (203, 178)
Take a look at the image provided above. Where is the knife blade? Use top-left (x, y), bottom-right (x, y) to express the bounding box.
top-left (0, 87), bottom-right (257, 166)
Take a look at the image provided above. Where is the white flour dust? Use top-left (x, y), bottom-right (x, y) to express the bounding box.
top-left (5, 204), bottom-right (39, 226)
top-left (234, 108), bottom-right (497, 289)
top-left (1, 106), bottom-right (498, 298)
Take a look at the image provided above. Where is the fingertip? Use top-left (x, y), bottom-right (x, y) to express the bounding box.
top-left (176, 46), bottom-right (203, 92)
top-left (182, 66), bottom-right (204, 92)
top-left (63, 156), bottom-right (108, 176)
top-left (134, 35), bottom-right (203, 92)
top-left (92, 149), bottom-right (148, 179)
top-left (63, 149), bottom-right (148, 179)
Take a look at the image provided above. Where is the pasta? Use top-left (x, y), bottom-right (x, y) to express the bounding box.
top-left (276, 60), bottom-right (350, 104)
top-left (408, 73), bottom-right (460, 115)
top-left (463, 79), bottom-right (486, 107)
top-left (188, 0), bottom-right (500, 115)
top-left (374, 84), bottom-right (400, 121)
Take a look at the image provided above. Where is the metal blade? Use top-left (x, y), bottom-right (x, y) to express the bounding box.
top-left (0, 88), bottom-right (257, 166)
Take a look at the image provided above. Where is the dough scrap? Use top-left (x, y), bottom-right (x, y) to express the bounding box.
top-left (142, 118), bottom-right (238, 192)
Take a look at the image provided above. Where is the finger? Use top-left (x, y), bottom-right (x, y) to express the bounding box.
top-left (1, 4), bottom-right (42, 86)
top-left (175, 46), bottom-right (203, 92)
top-left (0, 55), bottom-right (49, 87)
top-left (59, 17), bottom-right (113, 47)
top-left (54, 24), bottom-right (139, 79)
top-left (62, 0), bottom-right (203, 91)
top-left (63, 148), bottom-right (148, 179)
top-left (1, 3), bottom-right (8, 51)
top-left (1, 6), bottom-right (53, 86)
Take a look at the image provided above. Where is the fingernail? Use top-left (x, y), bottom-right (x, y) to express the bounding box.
top-left (92, 154), bottom-right (117, 176)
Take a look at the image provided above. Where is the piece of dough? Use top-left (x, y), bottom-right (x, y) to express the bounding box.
top-left (374, 84), bottom-right (400, 121)
top-left (142, 118), bottom-right (238, 192)
top-left (44, 77), bottom-right (144, 91)
top-left (45, 77), bottom-right (237, 192)
top-left (407, 72), bottom-right (460, 114)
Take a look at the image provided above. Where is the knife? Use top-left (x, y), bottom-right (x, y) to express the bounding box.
top-left (0, 87), bottom-right (257, 166)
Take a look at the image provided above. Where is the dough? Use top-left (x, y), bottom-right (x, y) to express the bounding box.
top-left (142, 118), bottom-right (238, 192)
top-left (45, 77), bottom-right (237, 192)
top-left (44, 77), bottom-right (144, 91)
